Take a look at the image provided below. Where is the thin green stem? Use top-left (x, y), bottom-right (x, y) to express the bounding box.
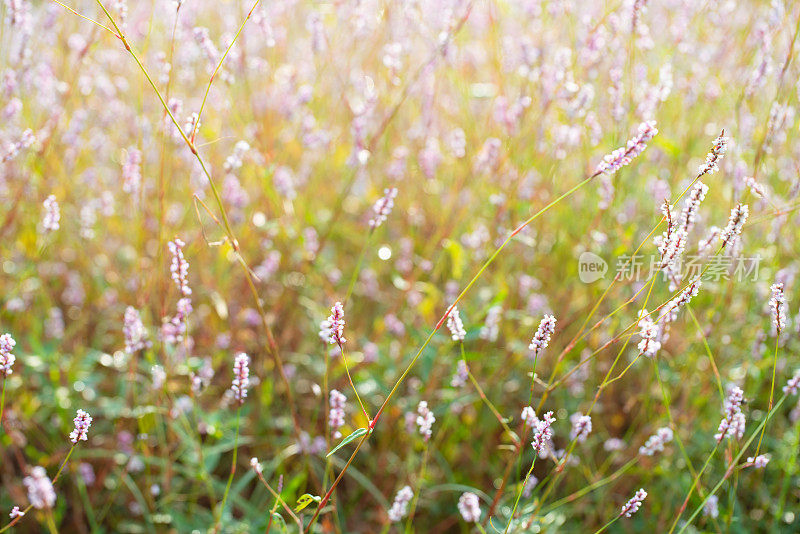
top-left (0, 378), bottom-right (6, 435)
top-left (190, 0), bottom-right (262, 142)
top-left (310, 172), bottom-right (599, 528)
top-left (462, 344), bottom-right (518, 444)
top-left (50, 0), bottom-right (119, 36)
top-left (339, 343), bottom-right (370, 422)
top-left (44, 512), bottom-right (58, 534)
top-left (307, 431), bottom-right (371, 528)
top-left (53, 445), bottom-right (75, 482)
top-left (215, 407), bottom-right (242, 531)
top-left (371, 173), bottom-right (596, 429)
top-left (754, 334), bottom-right (780, 457)
top-left (592, 515), bottom-right (619, 534)
top-left (776, 418), bottom-right (800, 521)
top-left (344, 230), bottom-right (374, 304)
top-left (0, 445), bottom-right (77, 532)
top-left (668, 443), bottom-right (720, 534)
top-left (677, 395), bottom-right (788, 534)
top-left (77, 0), bottom-right (305, 443)
top-left (686, 306), bottom-right (725, 402)
top-left (504, 454), bottom-right (537, 533)
top-left (255, 471), bottom-right (304, 532)
top-left (404, 443), bottom-right (430, 532)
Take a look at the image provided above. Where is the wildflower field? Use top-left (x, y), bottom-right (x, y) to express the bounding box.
top-left (2, 0), bottom-right (800, 532)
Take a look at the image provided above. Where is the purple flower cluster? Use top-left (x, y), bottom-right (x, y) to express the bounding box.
top-left (769, 282), bottom-right (786, 334)
top-left (320, 301), bottom-right (346, 345)
top-left (416, 401), bottom-right (435, 441)
top-left (783, 370), bottom-right (800, 396)
top-left (639, 427), bottom-right (674, 456)
top-left (697, 132), bottom-right (728, 176)
top-left (446, 306), bottom-right (466, 341)
top-left (531, 411), bottom-right (555, 455)
top-left (168, 238), bottom-right (192, 296)
top-left (23, 467), bottom-right (56, 510)
top-left (636, 310), bottom-right (661, 358)
top-left (620, 488), bottom-right (647, 517)
top-left (669, 277), bottom-right (702, 313)
top-left (69, 409), bottom-right (93, 443)
top-left (122, 148), bottom-right (142, 195)
top-left (368, 187), bottom-right (398, 229)
top-left (715, 385), bottom-right (746, 442)
top-left (457, 492), bottom-right (481, 522)
top-left (41, 194), bottom-right (60, 233)
top-left (594, 121), bottom-right (657, 175)
top-left (387, 486), bottom-right (413, 522)
top-left (0, 333), bottom-right (16, 378)
top-left (162, 297), bottom-right (193, 344)
top-left (450, 360), bottom-right (468, 388)
top-left (746, 454), bottom-right (770, 469)
top-left (479, 305), bottom-right (502, 342)
top-left (123, 307), bottom-right (149, 353)
top-left (529, 315), bottom-right (556, 358)
top-left (719, 203), bottom-right (748, 250)
top-left (231, 353), bottom-right (250, 405)
top-left (569, 413), bottom-right (592, 443)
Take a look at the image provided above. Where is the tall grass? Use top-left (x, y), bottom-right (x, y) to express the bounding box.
top-left (1, 0), bottom-right (800, 532)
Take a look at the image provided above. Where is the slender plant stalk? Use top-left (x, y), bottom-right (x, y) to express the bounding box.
top-left (754, 334), bottom-right (780, 457)
top-left (776, 418), bottom-right (800, 521)
top-left (44, 512), bottom-right (58, 534)
top-left (67, 0), bottom-right (305, 442)
top-left (339, 342), bottom-right (370, 422)
top-left (504, 453), bottom-right (537, 533)
top-left (0, 445), bottom-right (76, 532)
top-left (676, 395), bottom-right (788, 534)
top-left (344, 230), bottom-right (374, 304)
top-left (462, 343), bottom-right (518, 443)
top-left (371, 173), bottom-right (596, 429)
top-left (215, 407), bottom-right (242, 532)
top-left (592, 515), bottom-right (620, 534)
top-left (542, 457), bottom-right (637, 514)
top-left (0, 378), bottom-right (6, 435)
top-left (308, 171), bottom-right (639, 529)
top-left (404, 442), bottom-right (431, 532)
top-left (686, 306), bottom-right (725, 401)
top-left (537, 169), bottom-right (710, 408)
top-left (668, 442), bottom-right (720, 534)
top-left (255, 471), bottom-right (304, 532)
top-left (189, 0), bottom-right (262, 142)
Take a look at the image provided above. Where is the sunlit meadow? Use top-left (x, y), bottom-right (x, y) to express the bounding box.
top-left (1, 0), bottom-right (800, 532)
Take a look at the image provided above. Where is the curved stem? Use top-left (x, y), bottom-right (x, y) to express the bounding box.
top-left (76, 0), bottom-right (303, 442)
top-left (190, 0), bottom-right (262, 142)
top-left (0, 445), bottom-right (77, 532)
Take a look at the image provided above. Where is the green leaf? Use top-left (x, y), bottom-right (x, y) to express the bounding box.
top-left (294, 493), bottom-right (321, 513)
top-left (270, 512), bottom-right (288, 533)
top-left (326, 427), bottom-right (368, 458)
